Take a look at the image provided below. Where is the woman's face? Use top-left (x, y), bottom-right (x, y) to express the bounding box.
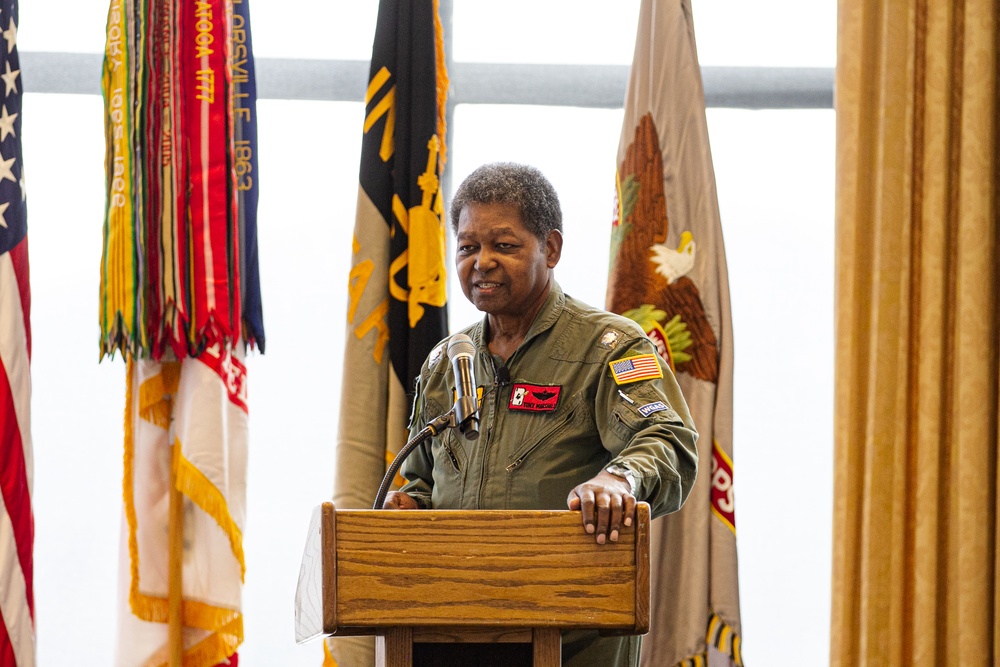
top-left (455, 201), bottom-right (561, 321)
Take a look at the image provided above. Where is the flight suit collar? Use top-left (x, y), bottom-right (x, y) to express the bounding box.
top-left (469, 281), bottom-right (566, 351)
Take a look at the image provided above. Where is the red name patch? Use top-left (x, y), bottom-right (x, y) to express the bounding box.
top-left (508, 383), bottom-right (561, 412)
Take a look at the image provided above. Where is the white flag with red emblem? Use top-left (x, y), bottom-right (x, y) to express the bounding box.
top-left (116, 347), bottom-right (247, 666)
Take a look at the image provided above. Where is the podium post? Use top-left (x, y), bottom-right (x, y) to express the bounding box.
top-left (295, 502), bottom-right (650, 666)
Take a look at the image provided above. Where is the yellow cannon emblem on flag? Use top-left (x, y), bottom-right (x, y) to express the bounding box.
top-left (389, 135), bottom-right (447, 327)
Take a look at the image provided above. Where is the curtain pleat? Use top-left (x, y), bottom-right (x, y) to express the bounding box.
top-left (833, 0), bottom-right (999, 664)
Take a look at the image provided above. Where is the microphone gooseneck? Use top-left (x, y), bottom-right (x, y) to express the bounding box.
top-left (374, 333), bottom-right (482, 508)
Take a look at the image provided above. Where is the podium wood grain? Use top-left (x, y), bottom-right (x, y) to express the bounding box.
top-left (296, 502), bottom-right (650, 643)
top-left (376, 628), bottom-right (412, 667)
top-left (533, 628), bottom-right (561, 665)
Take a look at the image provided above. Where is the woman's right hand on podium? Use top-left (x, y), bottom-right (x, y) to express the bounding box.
top-left (383, 491), bottom-right (420, 509)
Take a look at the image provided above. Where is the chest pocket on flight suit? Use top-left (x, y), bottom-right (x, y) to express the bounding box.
top-left (502, 393), bottom-right (590, 509)
top-left (421, 393), bottom-right (467, 508)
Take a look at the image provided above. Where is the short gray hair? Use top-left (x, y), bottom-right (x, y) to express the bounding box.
top-left (449, 163), bottom-right (562, 241)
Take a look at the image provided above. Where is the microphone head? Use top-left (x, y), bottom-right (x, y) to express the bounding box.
top-left (447, 333), bottom-right (480, 440)
top-left (447, 332), bottom-right (475, 360)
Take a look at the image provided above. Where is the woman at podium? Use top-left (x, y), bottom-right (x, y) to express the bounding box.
top-left (384, 162), bottom-right (699, 667)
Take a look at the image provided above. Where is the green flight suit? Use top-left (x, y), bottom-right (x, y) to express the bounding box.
top-left (401, 283), bottom-right (699, 667)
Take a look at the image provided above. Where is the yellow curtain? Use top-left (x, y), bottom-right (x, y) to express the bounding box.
top-left (833, 0), bottom-right (999, 664)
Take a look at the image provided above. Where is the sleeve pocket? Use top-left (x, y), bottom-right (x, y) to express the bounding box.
top-left (611, 385), bottom-right (684, 435)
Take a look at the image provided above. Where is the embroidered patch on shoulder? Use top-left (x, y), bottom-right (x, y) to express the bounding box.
top-left (428, 341), bottom-right (447, 366)
top-left (508, 383), bottom-right (561, 412)
top-left (609, 354), bottom-right (663, 385)
top-left (599, 328), bottom-right (624, 350)
top-left (637, 401), bottom-right (669, 417)
top-left (408, 376), bottom-right (421, 428)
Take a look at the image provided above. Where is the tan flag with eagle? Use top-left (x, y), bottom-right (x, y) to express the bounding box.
top-left (607, 1), bottom-right (743, 665)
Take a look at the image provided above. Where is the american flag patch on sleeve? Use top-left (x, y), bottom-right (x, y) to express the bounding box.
top-left (608, 353), bottom-right (663, 385)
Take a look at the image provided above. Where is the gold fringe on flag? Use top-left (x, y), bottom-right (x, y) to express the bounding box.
top-left (164, 614), bottom-right (241, 667)
top-left (136, 360), bottom-right (179, 428)
top-left (123, 359), bottom-right (245, 666)
top-left (672, 612), bottom-right (745, 667)
top-left (432, 0), bottom-right (448, 168)
top-left (174, 440), bottom-right (247, 579)
top-left (706, 612), bottom-right (743, 667)
top-left (676, 654), bottom-right (705, 667)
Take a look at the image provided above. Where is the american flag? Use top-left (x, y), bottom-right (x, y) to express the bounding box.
top-left (610, 354), bottom-right (662, 384)
top-left (0, 0), bottom-right (33, 663)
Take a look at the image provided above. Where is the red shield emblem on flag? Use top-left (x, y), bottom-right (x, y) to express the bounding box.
top-left (710, 439), bottom-right (736, 534)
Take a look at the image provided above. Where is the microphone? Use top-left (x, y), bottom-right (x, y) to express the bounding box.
top-left (447, 333), bottom-right (480, 440)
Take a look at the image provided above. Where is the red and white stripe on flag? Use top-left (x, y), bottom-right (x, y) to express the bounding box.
top-left (0, 0), bottom-right (33, 660)
top-left (0, 238), bottom-right (34, 665)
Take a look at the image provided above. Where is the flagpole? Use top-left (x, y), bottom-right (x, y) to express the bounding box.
top-left (439, 0), bottom-right (454, 199)
top-left (168, 396), bottom-right (184, 666)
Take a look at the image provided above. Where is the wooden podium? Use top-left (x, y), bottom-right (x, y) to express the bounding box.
top-left (294, 502), bottom-right (650, 666)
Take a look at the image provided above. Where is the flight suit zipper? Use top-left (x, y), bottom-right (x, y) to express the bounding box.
top-left (477, 350), bottom-right (515, 508)
top-left (505, 404), bottom-right (578, 472)
top-left (443, 441), bottom-right (460, 472)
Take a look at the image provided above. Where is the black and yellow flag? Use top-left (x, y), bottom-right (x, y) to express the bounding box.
top-left (329, 3), bottom-right (448, 662)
